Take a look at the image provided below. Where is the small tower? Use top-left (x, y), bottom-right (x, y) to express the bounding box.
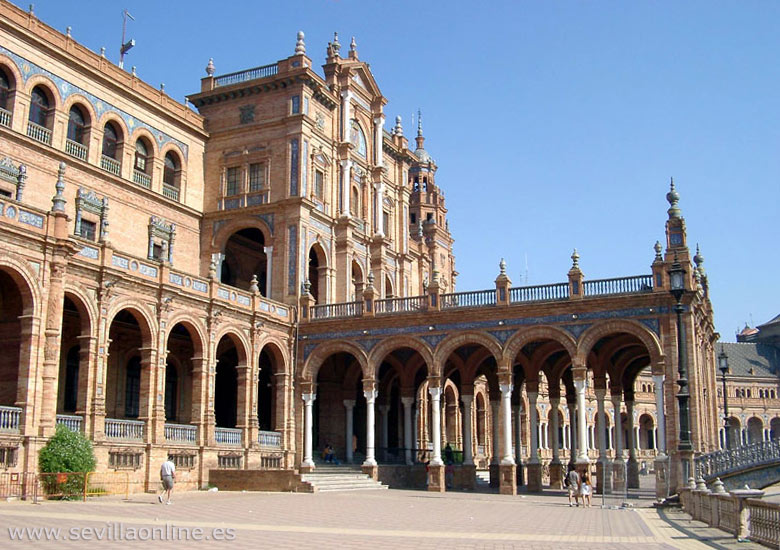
top-left (663, 179), bottom-right (692, 289)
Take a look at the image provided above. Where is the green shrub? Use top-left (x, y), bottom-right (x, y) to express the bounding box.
top-left (38, 424), bottom-right (96, 498)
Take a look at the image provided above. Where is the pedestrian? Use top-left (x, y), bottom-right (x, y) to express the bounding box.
top-left (580, 471), bottom-right (592, 508)
top-left (565, 463), bottom-right (580, 507)
top-left (158, 456), bottom-right (176, 505)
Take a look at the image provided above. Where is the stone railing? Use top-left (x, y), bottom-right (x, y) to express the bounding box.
top-left (311, 301), bottom-right (363, 320)
top-left (65, 139), bottom-right (87, 161)
top-left (695, 440), bottom-right (780, 480)
top-left (510, 282), bottom-right (569, 303)
top-left (162, 184), bottom-right (179, 201)
top-left (258, 430), bottom-right (282, 448)
top-left (746, 499), bottom-right (780, 547)
top-left (583, 275), bottom-right (653, 296)
top-left (132, 169), bottom-right (152, 188)
top-left (104, 418), bottom-right (145, 440)
top-left (0, 405), bottom-right (22, 433)
top-left (375, 295), bottom-right (427, 314)
top-left (215, 427), bottom-right (242, 446)
top-left (680, 481), bottom-right (769, 544)
top-left (26, 121), bottom-right (51, 144)
top-left (100, 155), bottom-right (121, 176)
top-left (441, 289), bottom-right (496, 309)
top-left (214, 63), bottom-right (278, 87)
top-left (164, 423), bottom-right (196, 443)
top-left (56, 414), bottom-right (82, 432)
top-left (0, 107), bottom-right (11, 127)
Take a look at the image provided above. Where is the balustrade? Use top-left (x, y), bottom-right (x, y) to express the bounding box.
top-left (55, 414), bottom-right (82, 432)
top-left (214, 63), bottom-right (278, 87)
top-left (583, 275), bottom-right (653, 296)
top-left (132, 169), bottom-right (152, 188)
top-left (747, 499), bottom-right (780, 547)
top-left (104, 418), bottom-right (144, 440)
top-left (0, 406), bottom-right (21, 433)
top-left (162, 184), bottom-right (179, 201)
top-left (100, 155), bottom-right (121, 176)
top-left (510, 282), bottom-right (569, 303)
top-left (257, 430), bottom-right (282, 448)
top-left (215, 427), bottom-right (242, 446)
top-left (375, 295), bottom-right (427, 314)
top-left (311, 301), bottom-right (363, 320)
top-left (164, 423), bottom-right (197, 443)
top-left (695, 440), bottom-right (780, 480)
top-left (441, 289), bottom-right (496, 309)
top-left (65, 139), bottom-right (87, 161)
top-left (26, 121), bottom-right (51, 144)
top-left (0, 107), bottom-right (11, 127)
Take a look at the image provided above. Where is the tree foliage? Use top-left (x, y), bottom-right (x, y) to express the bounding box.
top-left (39, 424), bottom-right (96, 474)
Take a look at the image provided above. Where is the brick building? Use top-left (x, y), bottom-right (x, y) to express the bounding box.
top-left (0, 1), bottom-right (775, 496)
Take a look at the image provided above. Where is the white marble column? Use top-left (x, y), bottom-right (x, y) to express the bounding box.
top-left (654, 427), bottom-right (659, 450)
top-left (490, 400), bottom-right (500, 464)
top-left (528, 392), bottom-right (539, 464)
top-left (514, 404), bottom-right (523, 464)
top-left (413, 399), bottom-right (419, 459)
top-left (596, 389), bottom-right (607, 462)
top-left (652, 374), bottom-right (666, 455)
top-left (340, 159), bottom-right (352, 217)
top-left (373, 115), bottom-right (385, 168)
top-left (611, 393), bottom-right (624, 463)
top-left (379, 404), bottom-right (389, 460)
top-left (401, 397), bottom-right (414, 465)
top-left (568, 402), bottom-right (577, 463)
top-left (626, 401), bottom-right (637, 458)
top-left (429, 386), bottom-right (443, 466)
top-left (500, 384), bottom-right (515, 465)
top-left (302, 393), bottom-right (316, 468)
top-left (550, 397), bottom-right (561, 464)
top-left (461, 394), bottom-right (474, 466)
top-left (341, 89), bottom-right (352, 141)
top-left (373, 180), bottom-right (385, 236)
top-left (263, 245), bottom-right (273, 299)
top-left (344, 399), bottom-right (355, 463)
top-left (575, 379), bottom-right (589, 463)
top-left (363, 389), bottom-right (377, 466)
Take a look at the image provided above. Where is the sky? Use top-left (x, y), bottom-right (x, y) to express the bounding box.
top-left (16, 1), bottom-right (779, 340)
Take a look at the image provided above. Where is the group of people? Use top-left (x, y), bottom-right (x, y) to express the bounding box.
top-left (565, 464), bottom-right (592, 507)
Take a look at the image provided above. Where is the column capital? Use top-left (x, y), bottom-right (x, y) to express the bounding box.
top-left (302, 392), bottom-right (317, 404)
top-left (527, 391), bottom-right (538, 402)
top-left (343, 399), bottom-right (356, 410)
top-left (573, 378), bottom-right (587, 391)
top-left (363, 389), bottom-right (378, 403)
top-left (594, 388), bottom-right (606, 400)
top-left (499, 383), bottom-right (513, 395)
top-left (428, 386), bottom-right (442, 399)
top-left (378, 404), bottom-right (389, 414)
top-left (460, 394), bottom-right (474, 405)
top-left (400, 396), bottom-right (415, 407)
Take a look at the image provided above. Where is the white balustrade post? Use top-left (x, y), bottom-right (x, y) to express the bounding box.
top-left (302, 393), bottom-right (316, 468)
top-left (528, 392), bottom-right (539, 464)
top-left (429, 386), bottom-right (443, 466)
top-left (575, 379), bottom-right (589, 464)
top-left (363, 389), bottom-right (377, 466)
top-left (401, 397), bottom-right (414, 465)
top-left (500, 385), bottom-right (515, 465)
top-left (461, 394), bottom-right (474, 466)
top-left (344, 399), bottom-right (355, 463)
top-left (652, 374), bottom-right (666, 455)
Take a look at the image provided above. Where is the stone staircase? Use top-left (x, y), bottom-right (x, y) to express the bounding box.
top-left (301, 464), bottom-right (388, 492)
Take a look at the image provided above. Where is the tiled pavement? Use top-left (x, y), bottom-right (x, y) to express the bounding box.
top-left (0, 488), bottom-right (768, 549)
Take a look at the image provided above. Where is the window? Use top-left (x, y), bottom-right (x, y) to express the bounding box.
top-left (29, 86), bottom-right (50, 128)
top-left (383, 211), bottom-right (390, 234)
top-left (350, 119), bottom-right (367, 158)
top-left (102, 122), bottom-right (119, 159)
top-left (163, 152), bottom-right (179, 188)
top-left (410, 212), bottom-right (416, 224)
top-left (152, 243), bottom-right (163, 261)
top-left (314, 170), bottom-right (324, 199)
top-left (124, 358), bottom-right (141, 418)
top-left (291, 95), bottom-right (300, 114)
top-left (0, 69), bottom-right (10, 112)
top-left (226, 167), bottom-right (241, 196)
top-left (249, 163), bottom-right (265, 191)
top-left (67, 105), bottom-right (87, 144)
top-left (80, 219), bottom-right (97, 241)
top-left (134, 139), bottom-right (149, 173)
top-left (351, 186), bottom-right (359, 216)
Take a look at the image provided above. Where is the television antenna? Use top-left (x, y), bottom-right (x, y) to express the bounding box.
top-left (119, 9), bottom-right (135, 69)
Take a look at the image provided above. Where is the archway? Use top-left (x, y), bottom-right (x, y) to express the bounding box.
top-left (771, 418), bottom-right (780, 440)
top-left (106, 309), bottom-right (151, 422)
top-left (315, 351), bottom-right (364, 461)
top-left (0, 269), bottom-right (25, 408)
top-left (257, 346), bottom-right (282, 432)
top-left (57, 295), bottom-right (91, 417)
top-left (748, 417), bottom-right (764, 444)
top-left (165, 323), bottom-right (198, 425)
top-left (221, 228), bottom-right (267, 294)
top-left (214, 336), bottom-right (240, 428)
top-left (639, 414), bottom-right (655, 450)
top-left (308, 244), bottom-right (327, 303)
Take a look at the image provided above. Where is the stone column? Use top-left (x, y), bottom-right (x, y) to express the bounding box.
top-left (413, 399), bottom-right (419, 460)
top-left (379, 404), bottom-right (389, 461)
top-left (461, 394), bottom-right (474, 465)
top-left (490, 400), bottom-right (500, 465)
top-left (568, 401), bottom-right (577, 467)
top-left (652, 374), bottom-right (666, 455)
top-left (344, 399), bottom-right (355, 463)
top-left (626, 400), bottom-right (639, 488)
top-left (263, 246), bottom-right (273, 299)
top-left (340, 159), bottom-right (351, 216)
top-left (499, 383), bottom-right (517, 495)
top-left (40, 254), bottom-right (69, 437)
top-left (514, 404), bottom-right (523, 464)
top-left (363, 389), bottom-right (378, 466)
top-left (611, 392), bottom-right (626, 491)
top-left (526, 391), bottom-right (542, 492)
top-left (190, 355), bottom-right (208, 447)
top-left (301, 393), bottom-right (316, 469)
top-left (549, 397), bottom-right (563, 488)
top-left (575, 379), bottom-right (589, 464)
top-left (401, 397), bottom-right (414, 465)
top-left (427, 385), bottom-right (445, 492)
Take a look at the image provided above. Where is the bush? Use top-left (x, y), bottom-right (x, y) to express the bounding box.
top-left (38, 424), bottom-right (96, 499)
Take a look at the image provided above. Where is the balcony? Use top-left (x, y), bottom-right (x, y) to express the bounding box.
top-left (132, 169), bottom-right (151, 189)
top-left (100, 155), bottom-right (121, 176)
top-left (26, 121), bottom-right (51, 145)
top-left (215, 427), bottom-right (242, 446)
top-left (104, 418), bottom-right (144, 440)
top-left (0, 405), bottom-right (22, 433)
top-left (311, 300), bottom-right (363, 320)
top-left (164, 423), bottom-right (196, 443)
top-left (162, 183), bottom-right (179, 201)
top-left (258, 430), bottom-right (282, 448)
top-left (56, 414), bottom-right (82, 432)
top-left (65, 139), bottom-right (88, 161)
top-left (0, 107), bottom-right (10, 128)
top-left (214, 63), bottom-right (278, 87)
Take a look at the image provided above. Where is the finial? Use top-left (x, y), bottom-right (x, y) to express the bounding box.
top-left (367, 271), bottom-right (374, 286)
top-left (15, 164), bottom-right (26, 202)
top-left (571, 248), bottom-right (580, 269)
top-left (131, 66), bottom-right (137, 77)
top-left (208, 258), bottom-right (218, 279)
top-left (249, 274), bottom-right (259, 293)
top-left (100, 46), bottom-right (106, 58)
top-left (66, 26), bottom-right (71, 38)
top-left (499, 258), bottom-right (506, 276)
top-left (393, 115), bottom-right (403, 136)
top-left (205, 58), bottom-right (215, 76)
top-left (303, 279), bottom-right (311, 295)
top-left (332, 32), bottom-right (341, 56)
top-left (51, 161), bottom-right (67, 212)
top-left (417, 108), bottom-right (423, 137)
top-left (712, 478), bottom-right (726, 494)
top-left (295, 31), bottom-right (306, 55)
top-left (654, 240), bottom-right (662, 261)
top-left (160, 83), bottom-right (165, 92)
top-left (28, 4), bottom-right (34, 15)
top-left (666, 177), bottom-right (681, 219)
top-left (417, 219), bottom-right (423, 237)
top-left (349, 36), bottom-right (357, 58)
top-left (693, 243), bottom-right (705, 274)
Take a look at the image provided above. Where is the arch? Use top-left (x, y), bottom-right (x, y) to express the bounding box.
top-left (133, 133), bottom-right (154, 175)
top-left (211, 217), bottom-right (272, 251)
top-left (576, 320), bottom-right (664, 369)
top-left (0, 255), bottom-right (42, 317)
top-left (28, 82), bottom-right (55, 130)
top-left (164, 315), bottom-right (207, 358)
top-left (162, 147), bottom-right (184, 191)
top-left (0, 61), bottom-right (18, 113)
top-left (62, 94), bottom-right (97, 127)
top-left (160, 143), bottom-right (187, 169)
top-left (350, 119), bottom-right (367, 158)
top-left (747, 416), bottom-right (764, 444)
top-left (105, 301), bottom-right (156, 346)
top-left (96, 112), bottom-right (129, 143)
top-left (368, 336), bottom-right (434, 376)
top-left (503, 325), bottom-right (577, 367)
top-left (24, 75), bottom-right (62, 110)
top-left (128, 127), bottom-right (160, 158)
top-left (350, 258), bottom-right (364, 302)
top-left (221, 226), bottom-right (268, 293)
top-left (212, 325), bottom-right (251, 365)
top-left (0, 55), bottom-right (22, 90)
top-left (307, 241), bottom-right (328, 303)
top-left (62, 288), bottom-right (95, 338)
top-left (302, 340), bottom-right (369, 382)
top-left (434, 331), bottom-right (503, 377)
top-left (257, 338), bottom-right (289, 375)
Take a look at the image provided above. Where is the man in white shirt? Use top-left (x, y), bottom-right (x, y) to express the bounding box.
top-left (158, 457), bottom-right (176, 504)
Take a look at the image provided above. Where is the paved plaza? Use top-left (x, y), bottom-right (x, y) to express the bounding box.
top-left (0, 487), bottom-right (767, 549)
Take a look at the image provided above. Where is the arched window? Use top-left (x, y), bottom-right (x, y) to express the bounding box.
top-left (102, 122), bottom-right (119, 159)
top-left (67, 105), bottom-right (87, 144)
top-left (350, 186), bottom-right (359, 216)
top-left (350, 119), bottom-right (367, 158)
top-left (163, 152), bottom-right (179, 188)
top-left (0, 68), bottom-right (11, 114)
top-left (134, 139), bottom-right (150, 173)
top-left (28, 86), bottom-right (50, 128)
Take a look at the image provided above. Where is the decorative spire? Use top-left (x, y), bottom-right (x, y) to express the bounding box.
top-left (694, 244), bottom-right (705, 277)
top-left (499, 258), bottom-right (506, 276)
top-left (417, 219), bottom-right (423, 237)
top-left (349, 36), bottom-right (357, 59)
top-left (205, 58), bottom-right (215, 76)
top-left (66, 26), bottom-right (71, 38)
top-left (417, 108), bottom-right (423, 137)
top-left (367, 271), bottom-right (374, 287)
top-left (303, 279), bottom-right (312, 295)
top-left (654, 240), bottom-right (663, 262)
top-left (15, 163), bottom-right (26, 202)
top-left (208, 257), bottom-right (218, 279)
top-left (666, 177), bottom-right (681, 219)
top-left (393, 115), bottom-right (403, 136)
top-left (51, 161), bottom-right (66, 212)
top-left (249, 274), bottom-right (259, 293)
top-left (294, 31), bottom-right (306, 55)
top-left (332, 32), bottom-right (341, 56)
top-left (571, 248), bottom-right (580, 269)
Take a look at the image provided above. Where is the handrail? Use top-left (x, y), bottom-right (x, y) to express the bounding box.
top-left (441, 289), bottom-right (496, 309)
top-left (583, 274), bottom-right (653, 296)
top-left (311, 301), bottom-right (363, 320)
top-left (0, 405), bottom-right (22, 433)
top-left (104, 418), bottom-right (144, 440)
top-left (375, 295), bottom-right (427, 314)
top-left (510, 282), bottom-right (569, 303)
top-left (258, 430), bottom-right (282, 448)
top-left (695, 439), bottom-right (780, 480)
top-left (164, 423), bottom-right (196, 443)
top-left (56, 414), bottom-right (82, 432)
top-left (215, 427), bottom-right (242, 446)
top-left (214, 63), bottom-right (279, 87)
top-left (0, 106), bottom-right (11, 127)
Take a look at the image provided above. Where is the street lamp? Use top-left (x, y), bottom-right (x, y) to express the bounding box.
top-left (718, 347), bottom-right (730, 450)
top-left (668, 254), bottom-right (692, 482)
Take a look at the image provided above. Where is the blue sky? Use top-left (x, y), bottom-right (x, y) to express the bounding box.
top-left (19, 1), bottom-right (779, 339)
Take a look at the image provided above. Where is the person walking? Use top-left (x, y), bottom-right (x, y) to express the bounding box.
top-left (580, 471), bottom-right (593, 508)
top-left (565, 464), bottom-right (580, 507)
top-left (158, 456), bottom-right (176, 505)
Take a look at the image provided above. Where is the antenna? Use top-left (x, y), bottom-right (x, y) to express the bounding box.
top-left (524, 252), bottom-right (529, 285)
top-left (119, 9), bottom-right (135, 69)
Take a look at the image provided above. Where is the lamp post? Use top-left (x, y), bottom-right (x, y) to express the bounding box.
top-left (718, 347), bottom-right (730, 450)
top-left (668, 255), bottom-right (692, 483)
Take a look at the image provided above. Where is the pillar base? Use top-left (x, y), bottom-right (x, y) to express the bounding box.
top-left (549, 459), bottom-right (564, 489)
top-left (499, 464), bottom-right (517, 495)
top-left (516, 463), bottom-right (524, 486)
top-left (489, 463), bottom-right (499, 487)
top-left (526, 462), bottom-right (542, 492)
top-left (427, 464), bottom-right (445, 492)
top-left (654, 455), bottom-right (669, 501)
top-left (457, 464), bottom-right (476, 490)
top-left (612, 459), bottom-right (626, 493)
top-left (361, 464), bottom-right (378, 481)
top-left (299, 464), bottom-right (315, 474)
top-left (596, 460), bottom-right (612, 494)
top-left (627, 457), bottom-right (640, 489)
